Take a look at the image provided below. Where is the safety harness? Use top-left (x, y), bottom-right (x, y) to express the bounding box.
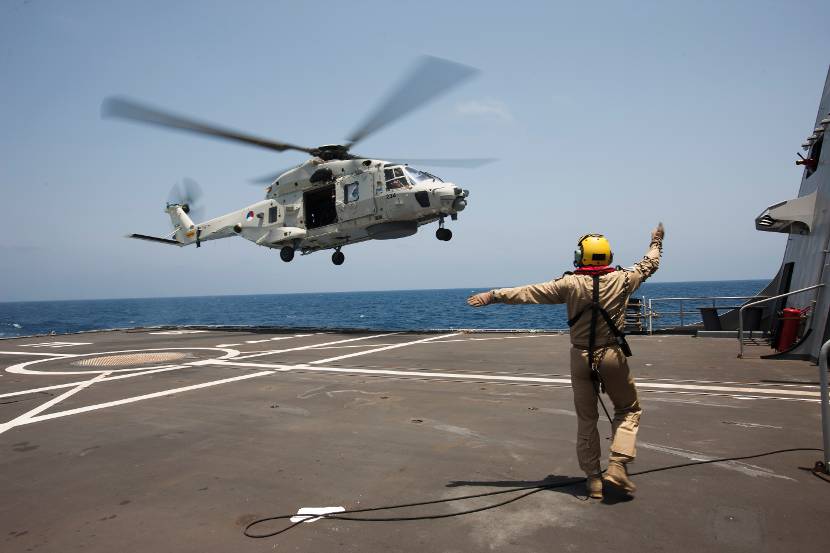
top-left (566, 267), bottom-right (632, 408)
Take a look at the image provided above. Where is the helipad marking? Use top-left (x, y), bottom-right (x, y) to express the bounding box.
top-left (203, 360), bottom-right (823, 401)
top-left (307, 333), bottom-right (460, 365)
top-left (5, 347), bottom-right (240, 376)
top-left (22, 342), bottom-right (92, 348)
top-left (0, 351), bottom-right (78, 357)
top-left (0, 371), bottom-right (111, 436)
top-left (638, 442), bottom-right (794, 480)
top-left (429, 335), bottom-right (558, 343)
top-left (15, 370), bottom-right (275, 426)
top-left (0, 365), bottom-right (189, 399)
top-left (232, 333), bottom-right (399, 361)
top-left (148, 330), bottom-right (207, 335)
top-left (306, 343), bottom-right (399, 350)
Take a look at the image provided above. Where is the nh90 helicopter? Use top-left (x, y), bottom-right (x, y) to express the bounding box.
top-left (104, 56), bottom-right (493, 265)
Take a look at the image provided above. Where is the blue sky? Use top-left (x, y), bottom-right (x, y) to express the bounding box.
top-left (1, 0), bottom-right (829, 301)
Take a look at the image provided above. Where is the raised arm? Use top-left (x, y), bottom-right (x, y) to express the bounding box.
top-left (628, 222), bottom-right (664, 290)
top-left (467, 278), bottom-right (568, 307)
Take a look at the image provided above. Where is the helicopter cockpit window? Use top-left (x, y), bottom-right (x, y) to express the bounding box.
top-left (384, 167), bottom-right (409, 190)
top-left (344, 181), bottom-right (359, 203)
top-left (404, 167), bottom-right (440, 184)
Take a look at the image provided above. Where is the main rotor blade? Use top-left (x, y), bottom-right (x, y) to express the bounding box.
top-left (102, 97), bottom-right (316, 155)
top-left (346, 56), bottom-right (479, 146)
top-left (384, 157), bottom-right (497, 168)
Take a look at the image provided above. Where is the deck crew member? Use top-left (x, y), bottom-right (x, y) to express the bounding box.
top-left (467, 223), bottom-right (664, 499)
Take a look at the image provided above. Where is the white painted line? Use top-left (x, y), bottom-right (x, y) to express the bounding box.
top-left (5, 347), bottom-right (241, 376)
top-left (215, 343), bottom-right (240, 348)
top-left (205, 359), bottom-right (559, 383)
top-left (0, 371), bottom-right (111, 436)
top-left (148, 330), bottom-right (207, 335)
top-left (290, 506), bottom-right (345, 523)
top-left (308, 333), bottom-right (460, 365)
top-left (18, 371), bottom-right (275, 426)
top-left (633, 381), bottom-right (821, 397)
top-left (430, 335), bottom-right (557, 343)
top-left (0, 365), bottom-right (190, 399)
top-left (202, 359), bottom-right (824, 400)
top-left (22, 342), bottom-right (92, 348)
top-left (247, 335), bottom-right (314, 344)
top-left (192, 360), bottom-right (292, 370)
top-left (232, 333), bottom-right (400, 361)
top-left (638, 442), bottom-right (794, 480)
top-left (305, 343), bottom-right (399, 350)
top-left (0, 351), bottom-right (78, 357)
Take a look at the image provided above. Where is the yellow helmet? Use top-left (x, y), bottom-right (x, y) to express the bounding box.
top-left (574, 234), bottom-right (613, 267)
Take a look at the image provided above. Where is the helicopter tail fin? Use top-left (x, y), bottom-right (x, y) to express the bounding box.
top-left (166, 205), bottom-right (197, 245)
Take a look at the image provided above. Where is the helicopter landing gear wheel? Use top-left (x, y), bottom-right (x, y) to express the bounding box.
top-left (280, 246), bottom-right (295, 262)
top-left (332, 249), bottom-right (345, 266)
top-left (436, 228), bottom-right (453, 241)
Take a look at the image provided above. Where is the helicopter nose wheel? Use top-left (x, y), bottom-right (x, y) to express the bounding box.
top-left (332, 248), bottom-right (345, 266)
top-left (436, 228), bottom-right (453, 241)
top-left (280, 246), bottom-right (295, 262)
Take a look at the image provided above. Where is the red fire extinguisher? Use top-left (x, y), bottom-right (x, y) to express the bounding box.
top-left (775, 307), bottom-right (803, 352)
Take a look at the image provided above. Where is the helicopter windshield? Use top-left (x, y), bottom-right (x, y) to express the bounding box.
top-left (384, 166), bottom-right (410, 190)
top-left (404, 167), bottom-right (442, 184)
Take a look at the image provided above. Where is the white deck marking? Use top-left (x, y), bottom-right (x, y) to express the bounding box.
top-left (429, 335), bottom-right (558, 343)
top-left (0, 351), bottom-right (78, 357)
top-left (22, 342), bottom-right (92, 348)
top-left (5, 347), bottom-right (240, 376)
top-left (0, 371), bottom-right (110, 436)
top-left (243, 335), bottom-right (315, 345)
top-left (306, 343), bottom-right (399, 350)
top-left (0, 365), bottom-right (190, 399)
top-left (232, 333), bottom-right (399, 361)
top-left (148, 330), bottom-right (207, 335)
top-left (203, 359), bottom-right (824, 401)
top-left (638, 442), bottom-right (794, 480)
top-left (307, 333), bottom-right (460, 365)
top-left (17, 371), bottom-right (274, 425)
top-left (290, 506), bottom-right (345, 523)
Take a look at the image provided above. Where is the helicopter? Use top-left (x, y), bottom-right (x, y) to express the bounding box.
top-left (104, 56), bottom-right (494, 265)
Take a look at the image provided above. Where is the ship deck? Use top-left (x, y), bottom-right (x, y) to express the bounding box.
top-left (1, 328), bottom-right (827, 552)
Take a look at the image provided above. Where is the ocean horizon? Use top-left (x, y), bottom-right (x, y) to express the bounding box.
top-left (0, 279), bottom-right (768, 338)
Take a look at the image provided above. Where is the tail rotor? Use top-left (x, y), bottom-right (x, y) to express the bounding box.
top-left (168, 178), bottom-right (205, 222)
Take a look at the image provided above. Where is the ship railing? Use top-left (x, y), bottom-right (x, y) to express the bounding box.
top-left (819, 338), bottom-right (830, 474)
top-left (644, 296), bottom-right (768, 335)
top-left (737, 284), bottom-right (825, 358)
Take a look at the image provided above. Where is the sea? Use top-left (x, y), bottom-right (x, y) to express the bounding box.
top-left (0, 280), bottom-right (768, 338)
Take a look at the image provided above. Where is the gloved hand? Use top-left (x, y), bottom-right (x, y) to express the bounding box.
top-left (651, 222), bottom-right (665, 242)
top-left (467, 291), bottom-right (494, 307)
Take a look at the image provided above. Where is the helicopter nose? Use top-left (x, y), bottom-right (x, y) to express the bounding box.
top-left (435, 185), bottom-right (469, 212)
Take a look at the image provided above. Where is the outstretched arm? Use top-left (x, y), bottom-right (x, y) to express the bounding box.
top-left (467, 279), bottom-right (568, 307)
top-left (629, 222), bottom-right (664, 289)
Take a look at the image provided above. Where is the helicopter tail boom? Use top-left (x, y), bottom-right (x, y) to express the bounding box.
top-left (166, 205), bottom-right (197, 244)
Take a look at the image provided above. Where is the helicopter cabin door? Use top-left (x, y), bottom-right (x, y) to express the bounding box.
top-left (336, 172), bottom-right (376, 222)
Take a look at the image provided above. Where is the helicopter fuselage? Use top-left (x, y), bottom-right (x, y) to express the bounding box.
top-left (165, 158), bottom-right (469, 261)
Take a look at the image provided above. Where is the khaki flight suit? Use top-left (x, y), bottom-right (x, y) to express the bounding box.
top-left (492, 237), bottom-right (662, 476)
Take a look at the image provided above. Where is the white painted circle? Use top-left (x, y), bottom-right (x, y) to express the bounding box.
top-left (5, 347), bottom-right (241, 376)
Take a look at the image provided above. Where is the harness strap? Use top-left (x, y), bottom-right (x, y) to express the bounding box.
top-left (568, 273), bottom-right (634, 403)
